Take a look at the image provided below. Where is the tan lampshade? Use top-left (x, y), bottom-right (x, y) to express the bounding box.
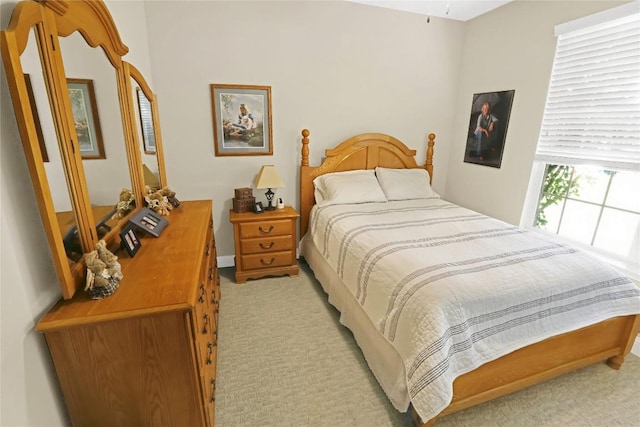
top-left (254, 165), bottom-right (285, 190)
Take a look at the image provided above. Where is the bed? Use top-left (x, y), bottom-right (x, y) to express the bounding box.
top-left (297, 129), bottom-right (640, 426)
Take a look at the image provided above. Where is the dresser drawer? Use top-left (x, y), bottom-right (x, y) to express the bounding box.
top-left (238, 220), bottom-right (292, 238)
top-left (240, 251), bottom-right (295, 271)
top-left (240, 235), bottom-right (292, 254)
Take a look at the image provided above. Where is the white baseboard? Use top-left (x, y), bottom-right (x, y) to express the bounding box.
top-left (217, 255), bottom-right (235, 268)
top-left (632, 335), bottom-right (640, 358)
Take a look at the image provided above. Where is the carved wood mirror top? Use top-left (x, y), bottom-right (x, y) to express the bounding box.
top-left (1, 0), bottom-right (166, 299)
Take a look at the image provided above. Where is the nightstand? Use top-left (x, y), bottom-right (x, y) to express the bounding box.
top-left (229, 206), bottom-right (300, 283)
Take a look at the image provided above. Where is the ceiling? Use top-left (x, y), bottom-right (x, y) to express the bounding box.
top-left (346, 1), bottom-right (514, 22)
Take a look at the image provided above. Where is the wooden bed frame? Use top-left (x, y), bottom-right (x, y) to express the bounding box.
top-left (298, 129), bottom-right (640, 426)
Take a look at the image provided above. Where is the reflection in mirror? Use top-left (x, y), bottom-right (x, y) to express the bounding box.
top-left (22, 27), bottom-right (81, 261)
top-left (129, 67), bottom-right (163, 191)
top-left (58, 31), bottom-right (135, 241)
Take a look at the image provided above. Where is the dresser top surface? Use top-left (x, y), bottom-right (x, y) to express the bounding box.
top-left (37, 200), bottom-right (213, 332)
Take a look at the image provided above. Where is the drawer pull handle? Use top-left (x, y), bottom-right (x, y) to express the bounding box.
top-left (258, 225), bottom-right (274, 234)
top-left (206, 342), bottom-right (215, 365)
top-left (210, 379), bottom-right (216, 403)
top-left (260, 257), bottom-right (276, 266)
top-left (202, 314), bottom-right (210, 334)
top-left (259, 242), bottom-right (274, 249)
top-left (198, 283), bottom-right (206, 303)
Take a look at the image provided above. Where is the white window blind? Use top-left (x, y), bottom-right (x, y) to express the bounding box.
top-left (535, 5), bottom-right (640, 171)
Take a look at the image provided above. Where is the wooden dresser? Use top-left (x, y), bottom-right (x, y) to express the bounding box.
top-left (229, 206), bottom-right (299, 283)
top-left (36, 200), bottom-right (220, 427)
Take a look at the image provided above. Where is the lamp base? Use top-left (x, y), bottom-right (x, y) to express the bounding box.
top-left (264, 188), bottom-right (276, 211)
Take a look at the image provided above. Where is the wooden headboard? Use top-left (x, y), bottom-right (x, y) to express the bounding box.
top-left (299, 129), bottom-right (435, 236)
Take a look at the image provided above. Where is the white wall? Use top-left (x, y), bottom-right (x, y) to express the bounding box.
top-left (142, 0), bottom-right (465, 258)
top-left (445, 0), bottom-right (629, 225)
top-left (0, 1), bottom-right (634, 426)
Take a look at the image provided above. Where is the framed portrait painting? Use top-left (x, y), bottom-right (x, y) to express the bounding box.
top-left (463, 90), bottom-right (515, 168)
top-left (67, 78), bottom-right (105, 160)
top-left (210, 84), bottom-right (273, 156)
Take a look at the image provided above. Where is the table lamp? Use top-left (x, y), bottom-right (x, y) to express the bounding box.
top-left (254, 165), bottom-right (285, 210)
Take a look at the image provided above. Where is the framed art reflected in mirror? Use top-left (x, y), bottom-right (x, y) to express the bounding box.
top-left (23, 74), bottom-right (49, 162)
top-left (67, 78), bottom-right (106, 159)
top-left (136, 87), bottom-right (156, 154)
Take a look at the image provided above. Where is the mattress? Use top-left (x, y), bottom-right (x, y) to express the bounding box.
top-left (300, 199), bottom-right (640, 422)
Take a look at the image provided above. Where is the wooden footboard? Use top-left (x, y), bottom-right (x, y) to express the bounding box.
top-left (412, 314), bottom-right (640, 426)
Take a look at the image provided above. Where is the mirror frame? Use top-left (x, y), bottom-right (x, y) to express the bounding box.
top-left (1, 0), bottom-right (162, 299)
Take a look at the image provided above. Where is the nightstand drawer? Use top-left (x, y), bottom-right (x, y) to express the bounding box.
top-left (240, 235), bottom-right (292, 254)
top-left (239, 220), bottom-right (292, 238)
top-left (240, 251), bottom-right (295, 271)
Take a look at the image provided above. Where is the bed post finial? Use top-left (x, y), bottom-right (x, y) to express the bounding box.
top-left (301, 129), bottom-right (310, 167)
top-left (425, 133), bottom-right (435, 183)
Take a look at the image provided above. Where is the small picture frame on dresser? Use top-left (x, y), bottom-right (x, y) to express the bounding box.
top-left (128, 207), bottom-right (169, 237)
top-left (119, 224), bottom-right (141, 257)
top-left (254, 201), bottom-right (264, 214)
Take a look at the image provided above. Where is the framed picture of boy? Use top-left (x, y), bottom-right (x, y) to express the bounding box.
top-left (463, 90), bottom-right (515, 168)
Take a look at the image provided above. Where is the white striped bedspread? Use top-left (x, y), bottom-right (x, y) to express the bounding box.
top-left (307, 198), bottom-right (640, 422)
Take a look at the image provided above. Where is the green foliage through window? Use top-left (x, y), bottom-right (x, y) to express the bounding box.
top-left (534, 165), bottom-right (580, 228)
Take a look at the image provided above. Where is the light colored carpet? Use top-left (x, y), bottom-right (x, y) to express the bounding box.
top-left (214, 262), bottom-right (640, 427)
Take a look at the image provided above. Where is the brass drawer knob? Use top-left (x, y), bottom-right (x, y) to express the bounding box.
top-left (210, 378), bottom-right (216, 403)
top-left (202, 314), bottom-right (210, 334)
top-left (198, 283), bottom-right (206, 303)
top-left (260, 257), bottom-right (275, 266)
top-left (206, 342), bottom-right (215, 365)
top-left (258, 225), bottom-right (274, 234)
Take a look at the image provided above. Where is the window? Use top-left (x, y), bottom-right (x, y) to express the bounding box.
top-left (523, 3), bottom-right (640, 277)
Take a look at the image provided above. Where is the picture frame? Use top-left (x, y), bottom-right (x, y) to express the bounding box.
top-left (254, 201), bottom-right (264, 214)
top-left (24, 74), bottom-right (49, 162)
top-left (463, 90), bottom-right (515, 168)
top-left (67, 78), bottom-right (105, 159)
top-left (136, 87), bottom-right (156, 154)
top-left (119, 224), bottom-right (141, 257)
top-left (128, 207), bottom-right (169, 237)
top-left (210, 84), bottom-right (273, 156)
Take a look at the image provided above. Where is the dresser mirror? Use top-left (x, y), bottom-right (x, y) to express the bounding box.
top-left (125, 62), bottom-right (167, 191)
top-left (19, 15), bottom-right (84, 263)
top-left (58, 30), bottom-right (135, 244)
top-left (1, 0), bottom-right (166, 299)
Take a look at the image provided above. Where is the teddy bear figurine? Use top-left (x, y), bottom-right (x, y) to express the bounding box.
top-left (112, 188), bottom-right (136, 220)
top-left (144, 186), bottom-right (178, 216)
top-left (84, 240), bottom-right (123, 299)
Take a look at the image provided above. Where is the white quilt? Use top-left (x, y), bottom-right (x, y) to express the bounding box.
top-left (307, 199), bottom-right (640, 422)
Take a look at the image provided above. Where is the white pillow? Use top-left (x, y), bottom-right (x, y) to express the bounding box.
top-left (375, 167), bottom-right (440, 200)
top-left (313, 169), bottom-right (387, 206)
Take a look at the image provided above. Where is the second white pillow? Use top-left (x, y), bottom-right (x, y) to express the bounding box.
top-left (375, 167), bottom-right (440, 200)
